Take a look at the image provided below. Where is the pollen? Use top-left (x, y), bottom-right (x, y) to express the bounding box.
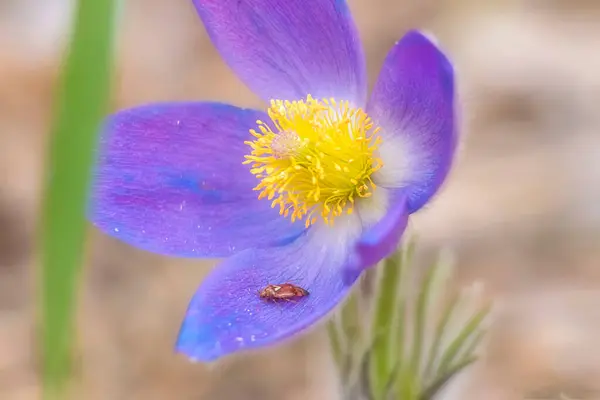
top-left (243, 95), bottom-right (383, 228)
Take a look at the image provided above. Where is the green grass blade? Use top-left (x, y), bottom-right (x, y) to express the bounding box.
top-left (40, 0), bottom-right (117, 398)
top-left (368, 237), bottom-right (416, 400)
top-left (341, 288), bottom-right (361, 346)
top-left (395, 237), bottom-right (415, 364)
top-left (327, 321), bottom-right (343, 369)
top-left (454, 328), bottom-right (486, 365)
top-left (396, 260), bottom-right (437, 400)
top-left (423, 293), bottom-right (459, 380)
top-left (419, 356), bottom-right (477, 400)
top-left (436, 303), bottom-right (491, 378)
top-left (410, 262), bottom-right (437, 378)
top-left (330, 287), bottom-right (365, 389)
top-left (369, 255), bottom-right (402, 399)
top-left (391, 240), bottom-right (416, 400)
top-left (421, 329), bottom-right (486, 399)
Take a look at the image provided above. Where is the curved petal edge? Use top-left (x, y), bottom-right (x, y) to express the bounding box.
top-left (341, 191), bottom-right (409, 284)
top-left (175, 226), bottom-right (361, 361)
top-left (368, 30), bottom-right (457, 214)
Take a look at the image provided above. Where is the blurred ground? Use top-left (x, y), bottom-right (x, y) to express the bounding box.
top-left (1, 0), bottom-right (600, 399)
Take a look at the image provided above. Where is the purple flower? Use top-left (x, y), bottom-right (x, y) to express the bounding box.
top-left (89, 0), bottom-right (457, 361)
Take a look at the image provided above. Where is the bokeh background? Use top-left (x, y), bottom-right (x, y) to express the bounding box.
top-left (1, 0), bottom-right (599, 399)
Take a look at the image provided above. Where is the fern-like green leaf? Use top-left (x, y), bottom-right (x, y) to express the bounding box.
top-left (327, 237), bottom-right (491, 400)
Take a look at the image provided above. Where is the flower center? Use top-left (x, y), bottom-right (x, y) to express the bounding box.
top-left (243, 95), bottom-right (383, 228)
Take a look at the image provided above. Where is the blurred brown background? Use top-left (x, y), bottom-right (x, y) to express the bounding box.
top-left (1, 0), bottom-right (599, 399)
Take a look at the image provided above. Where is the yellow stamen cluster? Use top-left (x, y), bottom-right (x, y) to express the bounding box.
top-left (243, 95), bottom-right (383, 228)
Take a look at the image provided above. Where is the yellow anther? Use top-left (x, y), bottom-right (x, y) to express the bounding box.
top-left (243, 95), bottom-right (383, 228)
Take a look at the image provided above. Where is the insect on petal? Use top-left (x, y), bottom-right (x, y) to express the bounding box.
top-left (176, 219), bottom-right (363, 361)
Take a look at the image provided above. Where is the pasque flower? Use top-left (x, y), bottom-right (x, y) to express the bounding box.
top-left (89, 0), bottom-right (457, 361)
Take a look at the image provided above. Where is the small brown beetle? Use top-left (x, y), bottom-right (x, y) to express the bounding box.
top-left (259, 283), bottom-right (309, 301)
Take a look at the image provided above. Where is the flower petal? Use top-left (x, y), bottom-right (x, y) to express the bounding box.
top-left (176, 216), bottom-right (364, 361)
top-left (367, 30), bottom-right (457, 213)
top-left (192, 0), bottom-right (367, 105)
top-left (89, 102), bottom-right (304, 258)
top-left (355, 191), bottom-right (409, 269)
top-left (341, 190), bottom-right (409, 284)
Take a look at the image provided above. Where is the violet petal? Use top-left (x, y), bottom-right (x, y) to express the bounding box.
top-left (89, 102), bottom-right (304, 258)
top-left (193, 0), bottom-right (367, 105)
top-left (176, 223), bottom-right (362, 361)
top-left (368, 30), bottom-right (457, 213)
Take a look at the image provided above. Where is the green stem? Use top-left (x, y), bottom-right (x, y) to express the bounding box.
top-left (41, 0), bottom-right (116, 398)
